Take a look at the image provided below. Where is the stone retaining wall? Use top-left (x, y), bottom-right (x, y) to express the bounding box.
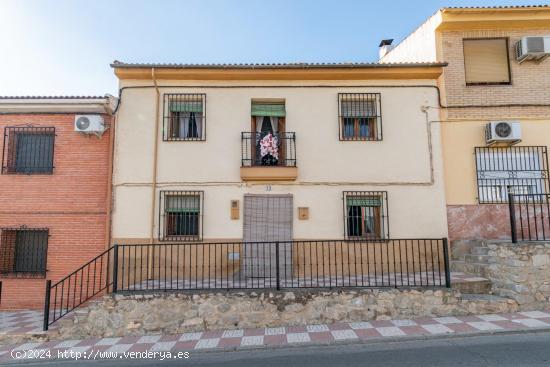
top-left (51, 289), bottom-right (518, 340)
top-left (486, 242), bottom-right (550, 310)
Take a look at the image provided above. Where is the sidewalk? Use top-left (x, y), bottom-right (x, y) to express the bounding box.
top-left (1, 310), bottom-right (550, 363)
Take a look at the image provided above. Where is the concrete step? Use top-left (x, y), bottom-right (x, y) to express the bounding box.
top-left (452, 279), bottom-right (493, 295)
top-left (450, 240), bottom-right (485, 261)
top-left (464, 254), bottom-right (491, 264)
top-left (450, 261), bottom-right (490, 277)
top-left (470, 247), bottom-right (490, 256)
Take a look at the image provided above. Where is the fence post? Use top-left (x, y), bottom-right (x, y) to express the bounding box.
top-left (43, 280), bottom-right (51, 331)
top-left (112, 244), bottom-right (119, 293)
top-left (442, 238), bottom-right (451, 288)
top-left (275, 242), bottom-right (280, 291)
top-left (508, 192), bottom-right (518, 243)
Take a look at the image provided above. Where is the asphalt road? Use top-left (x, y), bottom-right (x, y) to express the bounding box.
top-left (8, 331), bottom-right (550, 367)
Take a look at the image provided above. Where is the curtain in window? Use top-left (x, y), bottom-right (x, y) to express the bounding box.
top-left (177, 112), bottom-right (203, 138)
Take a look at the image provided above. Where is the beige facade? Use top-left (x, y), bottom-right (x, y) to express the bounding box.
top-left (110, 66), bottom-right (449, 243)
top-left (381, 6), bottom-right (550, 241)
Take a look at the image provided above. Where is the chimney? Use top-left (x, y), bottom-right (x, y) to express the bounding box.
top-left (378, 39), bottom-right (394, 60)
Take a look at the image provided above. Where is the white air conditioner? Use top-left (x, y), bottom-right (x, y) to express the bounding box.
top-left (74, 115), bottom-right (105, 134)
top-left (485, 121), bottom-right (521, 145)
top-left (516, 36), bottom-right (550, 63)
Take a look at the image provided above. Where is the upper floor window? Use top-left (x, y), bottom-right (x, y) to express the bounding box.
top-left (343, 191), bottom-right (388, 239)
top-left (475, 146), bottom-right (549, 203)
top-left (463, 38), bottom-right (511, 85)
top-left (338, 93), bottom-right (382, 141)
top-left (159, 191), bottom-right (203, 241)
top-left (2, 126), bottom-right (55, 174)
top-left (163, 94), bottom-right (206, 141)
top-left (0, 227), bottom-right (49, 277)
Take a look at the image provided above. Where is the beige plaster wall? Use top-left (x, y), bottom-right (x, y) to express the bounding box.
top-left (112, 80), bottom-right (448, 241)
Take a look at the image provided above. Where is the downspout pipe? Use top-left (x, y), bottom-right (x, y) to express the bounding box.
top-left (150, 69), bottom-right (161, 244)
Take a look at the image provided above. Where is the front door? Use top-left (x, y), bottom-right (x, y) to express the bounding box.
top-left (243, 194), bottom-right (293, 278)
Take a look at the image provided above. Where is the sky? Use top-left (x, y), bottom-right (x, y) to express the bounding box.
top-left (0, 0), bottom-right (544, 96)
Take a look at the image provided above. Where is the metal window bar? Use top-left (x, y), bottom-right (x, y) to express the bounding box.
top-left (343, 191), bottom-right (389, 240)
top-left (2, 127), bottom-right (55, 174)
top-left (338, 93), bottom-right (382, 141)
top-left (508, 192), bottom-right (550, 242)
top-left (241, 132), bottom-right (296, 167)
top-left (475, 146), bottom-right (550, 204)
top-left (162, 93), bottom-right (206, 141)
top-left (159, 191), bottom-right (204, 241)
top-left (0, 228), bottom-right (48, 276)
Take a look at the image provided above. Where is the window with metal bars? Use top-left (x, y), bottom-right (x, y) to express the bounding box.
top-left (338, 93), bottom-right (382, 141)
top-left (2, 127), bottom-right (55, 174)
top-left (475, 146), bottom-right (550, 204)
top-left (159, 191), bottom-right (203, 241)
top-left (163, 94), bottom-right (206, 141)
top-left (343, 191), bottom-right (388, 239)
top-left (0, 228), bottom-right (48, 276)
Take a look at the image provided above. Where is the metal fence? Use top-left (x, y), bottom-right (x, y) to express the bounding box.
top-left (241, 132), bottom-right (296, 167)
top-left (508, 193), bottom-right (550, 243)
top-left (43, 239), bottom-right (450, 330)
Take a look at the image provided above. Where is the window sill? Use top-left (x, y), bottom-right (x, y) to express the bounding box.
top-left (0, 272), bottom-right (46, 279)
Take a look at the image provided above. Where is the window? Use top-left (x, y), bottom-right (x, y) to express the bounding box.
top-left (0, 228), bottom-right (48, 276)
top-left (463, 38), bottom-right (511, 85)
top-left (343, 191), bottom-right (388, 239)
top-left (2, 127), bottom-right (55, 174)
top-left (475, 146), bottom-right (550, 203)
top-left (338, 93), bottom-right (382, 141)
top-left (163, 94), bottom-right (206, 141)
top-left (159, 191), bottom-right (203, 241)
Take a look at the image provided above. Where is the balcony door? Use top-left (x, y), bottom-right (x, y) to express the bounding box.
top-left (251, 112), bottom-right (286, 166)
top-left (243, 194), bottom-right (293, 278)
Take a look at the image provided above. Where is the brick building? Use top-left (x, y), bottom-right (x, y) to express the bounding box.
top-left (380, 5), bottom-right (550, 243)
top-left (0, 96), bottom-right (116, 309)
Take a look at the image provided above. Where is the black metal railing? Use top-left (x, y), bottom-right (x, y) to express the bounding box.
top-left (162, 94), bottom-right (206, 141)
top-left (508, 193), bottom-right (550, 243)
top-left (43, 247), bottom-right (114, 330)
top-left (475, 146), bottom-right (550, 204)
top-left (241, 132), bottom-right (296, 167)
top-left (0, 228), bottom-right (49, 277)
top-left (2, 126), bottom-right (55, 174)
top-left (44, 239), bottom-right (450, 330)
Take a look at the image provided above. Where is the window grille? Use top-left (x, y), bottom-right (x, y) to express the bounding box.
top-left (159, 191), bottom-right (203, 241)
top-left (343, 191), bottom-right (389, 239)
top-left (163, 94), bottom-right (206, 141)
top-left (0, 228), bottom-right (48, 276)
top-left (475, 146), bottom-right (550, 203)
top-left (338, 93), bottom-right (382, 141)
top-left (2, 127), bottom-right (55, 174)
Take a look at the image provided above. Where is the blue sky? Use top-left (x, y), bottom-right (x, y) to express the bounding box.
top-left (0, 0), bottom-right (543, 96)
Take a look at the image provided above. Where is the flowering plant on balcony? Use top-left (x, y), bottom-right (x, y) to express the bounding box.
top-left (259, 133), bottom-right (279, 165)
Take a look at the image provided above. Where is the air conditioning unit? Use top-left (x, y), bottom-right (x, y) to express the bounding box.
top-left (516, 36), bottom-right (550, 63)
top-left (485, 121), bottom-right (521, 145)
top-left (74, 115), bottom-right (105, 135)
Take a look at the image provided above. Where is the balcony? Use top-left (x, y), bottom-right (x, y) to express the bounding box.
top-left (240, 132), bottom-right (297, 181)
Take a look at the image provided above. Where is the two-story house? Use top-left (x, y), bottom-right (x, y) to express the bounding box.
top-left (381, 5), bottom-right (550, 243)
top-left (0, 96), bottom-right (116, 309)
top-left (109, 61), bottom-right (450, 282)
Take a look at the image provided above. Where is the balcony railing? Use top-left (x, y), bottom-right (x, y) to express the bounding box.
top-left (241, 132), bottom-right (296, 167)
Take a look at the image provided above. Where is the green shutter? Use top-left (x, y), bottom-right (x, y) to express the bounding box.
top-left (346, 197), bottom-right (381, 207)
top-left (165, 208), bottom-right (200, 213)
top-left (251, 103), bottom-right (286, 117)
top-left (169, 101), bottom-right (203, 113)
